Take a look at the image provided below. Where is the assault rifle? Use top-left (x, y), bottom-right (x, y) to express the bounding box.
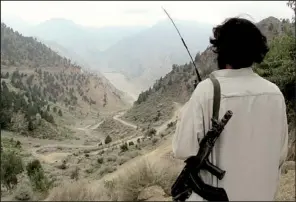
top-left (171, 110), bottom-right (233, 201)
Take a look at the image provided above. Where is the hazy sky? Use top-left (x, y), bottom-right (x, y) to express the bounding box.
top-left (1, 1), bottom-right (293, 28)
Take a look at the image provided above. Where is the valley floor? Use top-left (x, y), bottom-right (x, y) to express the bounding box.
top-left (0, 103), bottom-right (180, 201)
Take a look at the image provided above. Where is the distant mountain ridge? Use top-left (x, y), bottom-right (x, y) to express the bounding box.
top-left (95, 19), bottom-right (213, 94)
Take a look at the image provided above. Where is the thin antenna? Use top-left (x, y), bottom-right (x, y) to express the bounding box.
top-left (162, 7), bottom-right (202, 82)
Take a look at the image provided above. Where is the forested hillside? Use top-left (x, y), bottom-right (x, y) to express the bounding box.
top-left (0, 23), bottom-right (128, 138)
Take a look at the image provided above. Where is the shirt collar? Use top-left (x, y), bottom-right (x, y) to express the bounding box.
top-left (211, 67), bottom-right (257, 78)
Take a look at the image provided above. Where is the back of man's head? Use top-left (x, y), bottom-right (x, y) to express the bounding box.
top-left (210, 17), bottom-right (269, 69)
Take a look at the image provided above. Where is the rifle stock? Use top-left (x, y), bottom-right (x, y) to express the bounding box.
top-left (189, 172), bottom-right (229, 201)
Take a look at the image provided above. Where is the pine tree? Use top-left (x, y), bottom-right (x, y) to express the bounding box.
top-left (104, 135), bottom-right (112, 144)
top-left (58, 109), bottom-right (63, 117)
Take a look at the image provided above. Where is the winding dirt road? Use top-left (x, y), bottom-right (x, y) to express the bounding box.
top-left (25, 102), bottom-right (182, 165)
top-left (99, 102), bottom-right (183, 182)
top-left (28, 112), bottom-right (140, 164)
top-left (30, 120), bottom-right (106, 164)
top-left (113, 112), bottom-right (137, 129)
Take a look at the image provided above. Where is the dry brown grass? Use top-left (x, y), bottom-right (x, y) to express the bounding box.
top-left (275, 169), bottom-right (295, 201)
top-left (46, 158), bottom-right (181, 201)
top-left (45, 180), bottom-right (110, 201)
top-left (112, 158), bottom-right (181, 200)
top-left (44, 154), bottom-right (295, 202)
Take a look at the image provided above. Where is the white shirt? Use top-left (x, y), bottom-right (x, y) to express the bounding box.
top-left (172, 67), bottom-right (288, 201)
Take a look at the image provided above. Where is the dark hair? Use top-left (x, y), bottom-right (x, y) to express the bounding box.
top-left (210, 17), bottom-right (269, 69)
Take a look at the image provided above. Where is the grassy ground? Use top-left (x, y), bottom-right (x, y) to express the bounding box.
top-left (45, 155), bottom-right (295, 201)
top-left (0, 122), bottom-right (172, 201)
top-left (46, 158), bottom-right (181, 201)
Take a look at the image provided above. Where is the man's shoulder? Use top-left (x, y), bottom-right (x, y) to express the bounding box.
top-left (192, 78), bottom-right (212, 95)
top-left (256, 76), bottom-right (283, 95)
top-left (192, 75), bottom-right (284, 103)
top-left (196, 78), bottom-right (212, 89)
top-left (190, 78), bottom-right (214, 104)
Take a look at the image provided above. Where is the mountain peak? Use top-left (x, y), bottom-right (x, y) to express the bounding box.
top-left (37, 18), bottom-right (78, 29)
top-left (258, 16), bottom-right (281, 25)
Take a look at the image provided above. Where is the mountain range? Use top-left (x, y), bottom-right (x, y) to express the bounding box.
top-left (2, 16), bottom-right (213, 97)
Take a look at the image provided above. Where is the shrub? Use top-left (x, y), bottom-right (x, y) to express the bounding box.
top-left (97, 157), bottom-right (104, 164)
top-left (26, 159), bottom-right (41, 177)
top-left (43, 112), bottom-right (55, 124)
top-left (0, 150), bottom-right (24, 190)
top-left (128, 141), bottom-right (134, 146)
top-left (26, 159), bottom-right (51, 192)
top-left (70, 167), bottom-right (79, 181)
top-left (145, 128), bottom-right (156, 138)
top-left (28, 120), bottom-right (35, 131)
top-left (58, 109), bottom-right (63, 117)
top-left (15, 140), bottom-right (21, 148)
top-left (113, 159), bottom-right (182, 200)
top-left (85, 167), bottom-right (93, 174)
top-left (152, 137), bottom-right (159, 145)
top-left (167, 122), bottom-right (174, 128)
top-left (105, 135), bottom-right (112, 144)
top-left (120, 143), bottom-right (128, 152)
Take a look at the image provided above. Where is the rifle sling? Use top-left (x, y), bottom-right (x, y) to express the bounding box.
top-left (209, 73), bottom-right (221, 188)
top-left (209, 74), bottom-right (221, 121)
